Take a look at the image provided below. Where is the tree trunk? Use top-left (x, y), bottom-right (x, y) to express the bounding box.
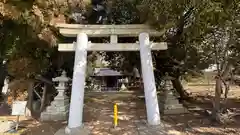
top-left (171, 77), bottom-right (189, 100)
top-left (212, 77), bottom-right (222, 122)
top-left (40, 84), bottom-right (47, 112)
top-left (222, 62), bottom-right (232, 98)
top-left (221, 61), bottom-right (233, 112)
top-left (26, 80), bottom-right (34, 117)
top-left (211, 60), bottom-right (232, 122)
top-left (0, 59), bottom-right (4, 97)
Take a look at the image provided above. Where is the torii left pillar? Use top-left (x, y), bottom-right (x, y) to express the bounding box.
top-left (65, 33), bottom-right (89, 134)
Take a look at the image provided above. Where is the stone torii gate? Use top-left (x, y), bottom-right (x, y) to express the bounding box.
top-left (56, 24), bottom-right (168, 134)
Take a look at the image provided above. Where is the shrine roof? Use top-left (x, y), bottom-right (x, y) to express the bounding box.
top-left (91, 68), bottom-right (123, 77)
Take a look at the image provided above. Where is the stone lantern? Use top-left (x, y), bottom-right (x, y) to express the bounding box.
top-left (53, 71), bottom-right (70, 100)
top-left (120, 78), bottom-right (128, 91)
top-left (159, 74), bottom-right (188, 114)
top-left (40, 71), bottom-right (71, 121)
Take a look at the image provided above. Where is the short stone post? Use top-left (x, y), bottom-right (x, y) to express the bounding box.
top-left (40, 71), bottom-right (70, 121)
top-left (139, 33), bottom-right (161, 125)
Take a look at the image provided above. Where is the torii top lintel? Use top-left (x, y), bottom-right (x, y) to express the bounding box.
top-left (56, 24), bottom-right (164, 37)
top-left (56, 23), bottom-right (167, 51)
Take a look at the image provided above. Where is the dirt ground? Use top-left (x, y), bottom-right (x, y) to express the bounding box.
top-left (1, 83), bottom-right (240, 135)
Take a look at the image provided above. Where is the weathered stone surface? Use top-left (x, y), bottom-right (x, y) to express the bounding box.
top-left (50, 113), bottom-right (69, 121)
top-left (41, 102), bottom-right (69, 121)
top-left (41, 111), bottom-right (69, 121)
top-left (46, 103), bottom-right (69, 112)
top-left (40, 113), bottom-right (51, 121)
top-left (51, 99), bottom-right (69, 106)
top-left (159, 98), bottom-right (179, 105)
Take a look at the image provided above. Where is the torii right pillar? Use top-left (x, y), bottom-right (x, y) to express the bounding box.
top-left (139, 33), bottom-right (161, 125)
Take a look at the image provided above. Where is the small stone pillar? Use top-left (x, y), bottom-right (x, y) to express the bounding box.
top-left (159, 76), bottom-right (188, 114)
top-left (40, 71), bottom-right (70, 121)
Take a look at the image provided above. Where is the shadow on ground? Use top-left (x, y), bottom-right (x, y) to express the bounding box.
top-left (161, 94), bottom-right (240, 135)
top-left (2, 91), bottom-right (240, 135)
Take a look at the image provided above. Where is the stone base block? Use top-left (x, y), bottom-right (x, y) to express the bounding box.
top-left (160, 105), bottom-right (189, 115)
top-left (162, 108), bottom-right (188, 115)
top-left (55, 126), bottom-right (90, 135)
top-left (40, 111), bottom-right (69, 121)
top-left (51, 99), bottom-right (69, 106)
top-left (159, 101), bottom-right (189, 115)
top-left (159, 100), bottom-right (179, 106)
top-left (163, 104), bottom-right (184, 109)
top-left (46, 104), bottom-right (69, 112)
